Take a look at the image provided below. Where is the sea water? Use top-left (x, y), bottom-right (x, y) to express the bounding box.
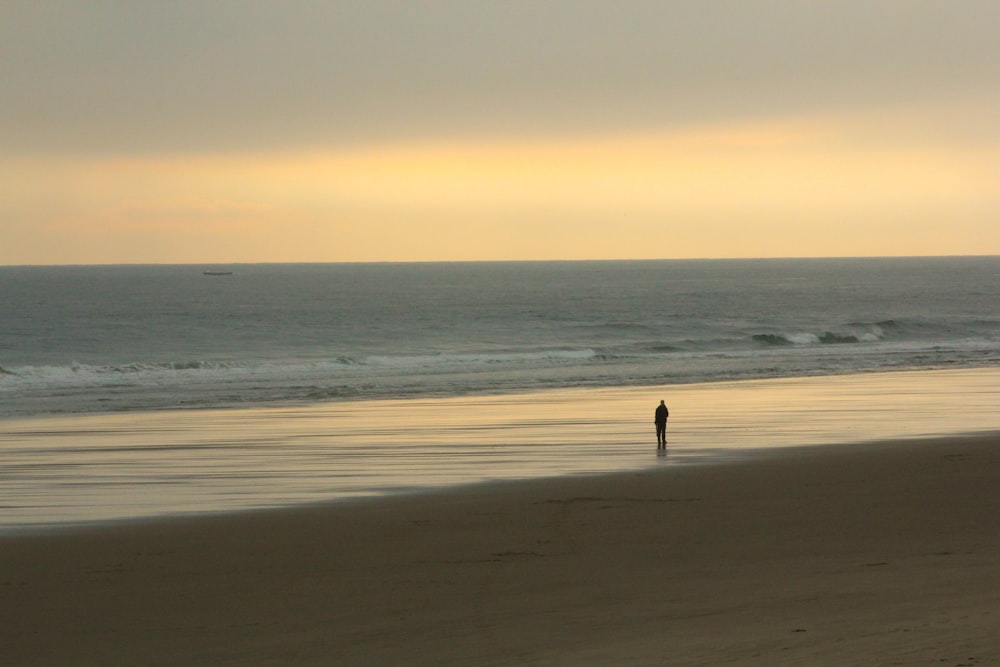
top-left (3, 257), bottom-right (998, 418)
top-left (1, 258), bottom-right (999, 527)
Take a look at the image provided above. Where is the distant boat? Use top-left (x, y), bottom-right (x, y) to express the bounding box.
top-left (202, 271), bottom-right (234, 276)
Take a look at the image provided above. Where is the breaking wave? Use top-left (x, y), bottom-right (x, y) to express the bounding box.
top-left (753, 322), bottom-right (890, 347)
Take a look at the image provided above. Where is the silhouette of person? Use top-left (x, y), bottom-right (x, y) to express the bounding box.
top-left (654, 400), bottom-right (669, 449)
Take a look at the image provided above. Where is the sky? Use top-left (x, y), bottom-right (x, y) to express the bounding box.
top-left (2, 1), bottom-right (998, 265)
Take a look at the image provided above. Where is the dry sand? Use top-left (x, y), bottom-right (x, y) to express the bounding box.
top-left (2, 435), bottom-right (998, 666)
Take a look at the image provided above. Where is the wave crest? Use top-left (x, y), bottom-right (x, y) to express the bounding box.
top-left (753, 323), bottom-right (888, 347)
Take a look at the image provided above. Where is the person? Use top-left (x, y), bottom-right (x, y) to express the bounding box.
top-left (654, 400), bottom-right (669, 449)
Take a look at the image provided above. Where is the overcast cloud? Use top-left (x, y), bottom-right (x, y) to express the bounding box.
top-left (3, 1), bottom-right (999, 155)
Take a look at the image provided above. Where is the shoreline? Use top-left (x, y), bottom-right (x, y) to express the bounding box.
top-left (3, 433), bottom-right (1000, 665)
top-left (3, 364), bottom-right (998, 424)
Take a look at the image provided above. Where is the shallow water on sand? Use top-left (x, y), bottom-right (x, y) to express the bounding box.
top-left (1, 368), bottom-right (998, 529)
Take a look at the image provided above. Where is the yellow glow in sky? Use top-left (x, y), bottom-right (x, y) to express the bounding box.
top-left (2, 112), bottom-right (996, 265)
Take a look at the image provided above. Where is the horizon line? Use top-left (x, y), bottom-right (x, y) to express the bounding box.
top-left (2, 254), bottom-right (997, 269)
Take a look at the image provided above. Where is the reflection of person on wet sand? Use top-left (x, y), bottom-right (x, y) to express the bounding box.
top-left (654, 400), bottom-right (669, 449)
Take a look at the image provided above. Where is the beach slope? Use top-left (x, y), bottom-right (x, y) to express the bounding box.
top-left (3, 435), bottom-right (999, 666)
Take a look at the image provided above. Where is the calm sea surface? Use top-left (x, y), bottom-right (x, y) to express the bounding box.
top-left (2, 258), bottom-right (998, 528)
top-left (3, 257), bottom-right (998, 418)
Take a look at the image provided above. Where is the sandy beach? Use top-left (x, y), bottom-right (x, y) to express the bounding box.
top-left (2, 433), bottom-right (998, 666)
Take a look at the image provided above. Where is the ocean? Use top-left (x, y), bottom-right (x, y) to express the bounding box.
top-left (2, 257), bottom-right (999, 528)
top-left (3, 257), bottom-right (998, 418)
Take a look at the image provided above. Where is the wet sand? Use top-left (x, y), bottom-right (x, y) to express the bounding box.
top-left (3, 433), bottom-right (998, 666)
top-left (4, 367), bottom-right (1000, 529)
